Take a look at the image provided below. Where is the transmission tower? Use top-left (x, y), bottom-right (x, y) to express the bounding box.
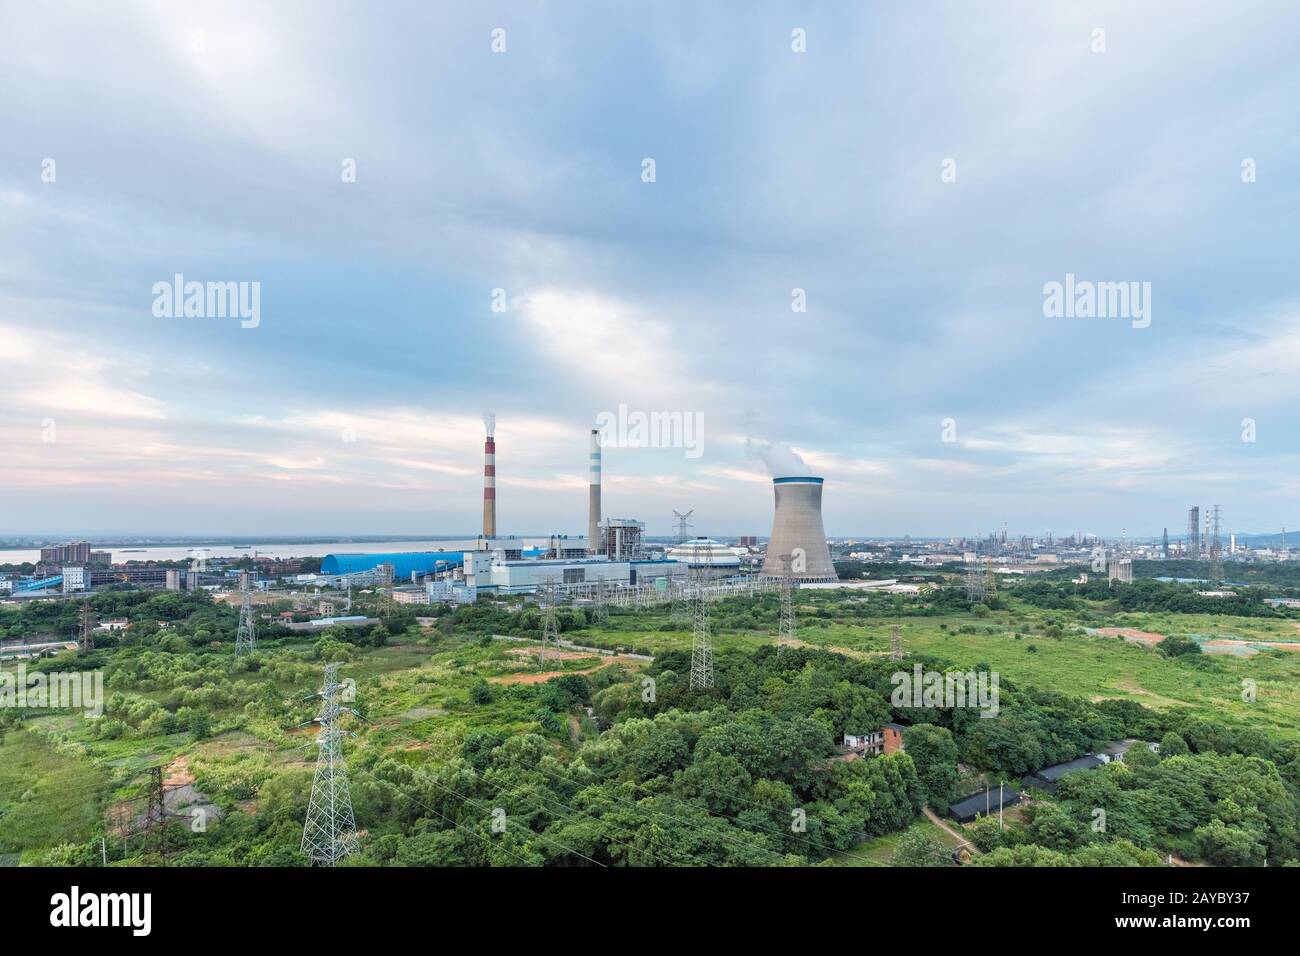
top-left (142, 766), bottom-right (168, 861)
top-left (669, 575), bottom-right (690, 623)
top-left (538, 577), bottom-right (561, 664)
top-left (890, 625), bottom-right (903, 662)
top-left (78, 599), bottom-right (95, 653)
top-left (673, 509), bottom-right (695, 546)
top-left (964, 562), bottom-right (989, 603)
top-left (234, 587), bottom-right (257, 656)
top-left (777, 554), bottom-right (795, 656)
top-left (591, 579), bottom-right (609, 625)
top-left (689, 567), bottom-right (713, 690)
top-left (301, 663), bottom-right (359, 866)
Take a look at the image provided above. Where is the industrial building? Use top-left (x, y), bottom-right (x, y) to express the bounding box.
top-left (463, 556), bottom-right (685, 594)
top-left (600, 519), bottom-right (644, 560)
top-left (665, 537), bottom-right (742, 571)
top-left (321, 551), bottom-right (470, 579)
top-left (760, 476), bottom-right (838, 582)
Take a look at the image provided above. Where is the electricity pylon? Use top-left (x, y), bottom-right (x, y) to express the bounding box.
top-left (964, 562), bottom-right (989, 603)
top-left (690, 567), bottom-right (713, 689)
top-left (673, 509), bottom-right (694, 545)
top-left (142, 766), bottom-right (168, 861)
top-left (78, 599), bottom-right (95, 654)
top-left (890, 625), bottom-right (903, 661)
top-left (538, 577), bottom-right (560, 664)
top-left (670, 576), bottom-right (690, 624)
top-left (301, 663), bottom-right (359, 866)
top-left (235, 587), bottom-right (257, 656)
top-left (777, 554), bottom-right (795, 656)
top-left (591, 579), bottom-right (609, 625)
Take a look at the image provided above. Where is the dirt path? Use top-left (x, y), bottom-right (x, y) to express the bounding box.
top-left (786, 639), bottom-right (886, 660)
top-left (490, 654), bottom-right (646, 685)
top-left (923, 806), bottom-right (975, 851)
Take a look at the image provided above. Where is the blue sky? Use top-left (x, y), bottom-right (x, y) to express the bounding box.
top-left (2, 1), bottom-right (1299, 540)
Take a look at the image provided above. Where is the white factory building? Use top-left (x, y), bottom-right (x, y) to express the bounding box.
top-left (665, 537), bottom-right (742, 571)
top-left (462, 553), bottom-right (686, 595)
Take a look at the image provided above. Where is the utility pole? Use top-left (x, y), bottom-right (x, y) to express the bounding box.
top-left (777, 554), bottom-right (795, 656)
top-left (235, 584), bottom-right (257, 656)
top-left (78, 599), bottom-right (94, 654)
top-left (301, 663), bottom-right (359, 866)
top-left (689, 567), bottom-right (713, 690)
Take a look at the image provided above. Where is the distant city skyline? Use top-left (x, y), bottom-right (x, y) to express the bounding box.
top-left (3, 2), bottom-right (1299, 536)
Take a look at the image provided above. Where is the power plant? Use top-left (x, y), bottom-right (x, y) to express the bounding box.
top-left (482, 412), bottom-right (496, 538)
top-left (760, 476), bottom-right (837, 582)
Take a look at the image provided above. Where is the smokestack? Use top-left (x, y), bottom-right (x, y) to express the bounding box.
top-left (588, 429), bottom-right (602, 554)
top-left (483, 412), bottom-right (496, 538)
top-left (761, 476), bottom-right (837, 582)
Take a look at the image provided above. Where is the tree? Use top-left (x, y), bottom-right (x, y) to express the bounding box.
top-left (965, 814), bottom-right (1004, 852)
top-left (902, 724), bottom-right (959, 808)
top-left (891, 828), bottom-right (950, 867)
top-left (1159, 732), bottom-right (1189, 758)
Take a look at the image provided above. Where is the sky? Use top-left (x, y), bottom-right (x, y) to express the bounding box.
top-left (2, 0), bottom-right (1299, 540)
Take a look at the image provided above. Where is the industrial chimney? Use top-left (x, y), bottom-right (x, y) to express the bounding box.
top-left (761, 476), bottom-right (837, 582)
top-left (482, 412), bottom-right (496, 538)
top-left (588, 428), bottom-right (602, 554)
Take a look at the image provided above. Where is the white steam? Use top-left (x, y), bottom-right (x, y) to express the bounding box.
top-left (745, 437), bottom-right (810, 477)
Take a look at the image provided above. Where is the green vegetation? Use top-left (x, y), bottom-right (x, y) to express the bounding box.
top-left (2, 573), bottom-right (1299, 866)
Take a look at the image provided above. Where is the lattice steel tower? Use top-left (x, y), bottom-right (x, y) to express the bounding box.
top-left (777, 554), bottom-right (796, 655)
top-left (890, 625), bottom-right (903, 661)
top-left (689, 567), bottom-right (713, 689)
top-left (669, 576), bottom-right (690, 623)
top-left (673, 509), bottom-right (694, 546)
top-left (964, 561), bottom-right (989, 603)
top-left (538, 577), bottom-right (561, 663)
top-left (234, 586), bottom-right (257, 656)
top-left (78, 599), bottom-right (95, 653)
top-left (301, 663), bottom-right (359, 866)
top-left (591, 579), bottom-right (609, 625)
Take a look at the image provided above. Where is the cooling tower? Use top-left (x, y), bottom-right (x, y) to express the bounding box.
top-left (761, 476), bottom-right (837, 582)
top-left (588, 429), bottom-right (602, 554)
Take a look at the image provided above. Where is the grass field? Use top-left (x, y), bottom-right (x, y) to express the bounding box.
top-left (829, 818), bottom-right (964, 867)
top-left (574, 596), bottom-right (1300, 738)
top-left (0, 728), bottom-right (111, 859)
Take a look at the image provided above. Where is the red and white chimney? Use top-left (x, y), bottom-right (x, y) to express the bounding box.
top-left (482, 412), bottom-right (496, 538)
